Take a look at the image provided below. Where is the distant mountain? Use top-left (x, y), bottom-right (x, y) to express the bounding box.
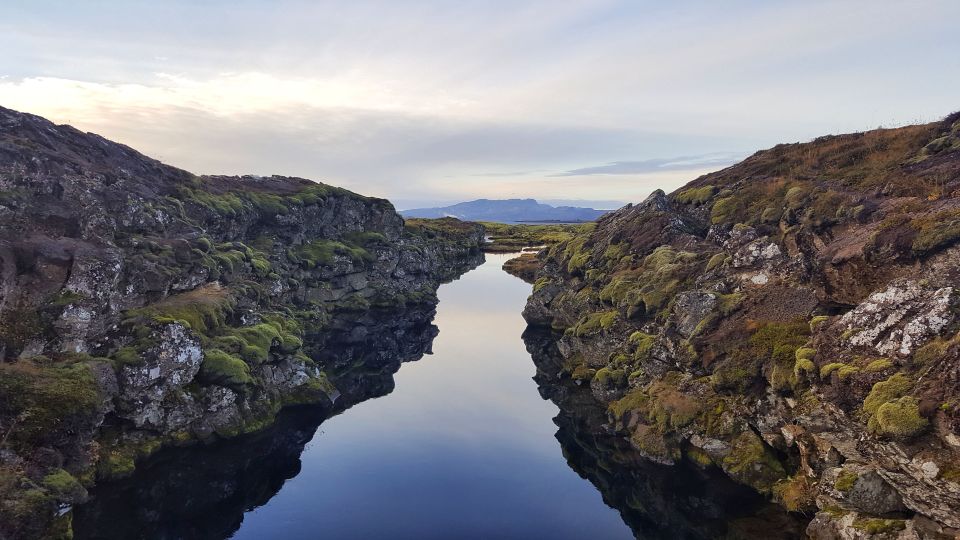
top-left (400, 198), bottom-right (608, 223)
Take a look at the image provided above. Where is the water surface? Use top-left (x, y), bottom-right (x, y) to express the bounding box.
top-left (75, 253), bottom-right (633, 539)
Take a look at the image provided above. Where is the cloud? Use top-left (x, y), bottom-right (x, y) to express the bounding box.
top-left (553, 153), bottom-right (744, 177)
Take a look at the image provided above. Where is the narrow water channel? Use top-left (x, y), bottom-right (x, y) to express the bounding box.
top-left (74, 252), bottom-right (634, 539)
top-left (228, 252), bottom-right (633, 539)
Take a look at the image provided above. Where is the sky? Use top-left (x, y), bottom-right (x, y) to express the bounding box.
top-left (1, 1), bottom-right (958, 209)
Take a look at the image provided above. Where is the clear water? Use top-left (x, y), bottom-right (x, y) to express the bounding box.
top-left (227, 252), bottom-right (633, 539)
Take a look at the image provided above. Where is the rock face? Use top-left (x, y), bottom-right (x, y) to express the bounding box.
top-left (0, 107), bottom-right (484, 539)
top-left (522, 113), bottom-right (960, 538)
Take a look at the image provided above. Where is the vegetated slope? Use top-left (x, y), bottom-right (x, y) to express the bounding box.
top-left (400, 198), bottom-right (607, 222)
top-left (523, 112), bottom-right (960, 538)
top-left (0, 106), bottom-right (484, 539)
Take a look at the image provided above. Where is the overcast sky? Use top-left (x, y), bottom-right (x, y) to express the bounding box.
top-left (1, 1), bottom-right (957, 209)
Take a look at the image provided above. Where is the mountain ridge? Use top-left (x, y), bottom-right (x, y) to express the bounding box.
top-left (401, 198), bottom-right (609, 223)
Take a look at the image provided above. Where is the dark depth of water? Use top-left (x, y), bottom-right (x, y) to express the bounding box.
top-left (73, 253), bottom-right (804, 540)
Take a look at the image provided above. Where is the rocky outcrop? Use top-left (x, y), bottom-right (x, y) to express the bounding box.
top-left (522, 113), bottom-right (960, 538)
top-left (0, 107), bottom-right (484, 539)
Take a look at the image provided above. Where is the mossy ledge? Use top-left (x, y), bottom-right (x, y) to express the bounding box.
top-left (521, 111), bottom-right (960, 537)
top-left (0, 106), bottom-right (485, 539)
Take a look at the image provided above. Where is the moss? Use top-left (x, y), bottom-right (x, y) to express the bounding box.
top-left (250, 256), bottom-right (272, 277)
top-left (569, 310), bottom-right (619, 337)
top-left (808, 315), bottom-right (830, 331)
top-left (291, 239), bottom-right (373, 268)
top-left (706, 252), bottom-right (727, 271)
top-left (865, 358), bottom-right (893, 372)
top-left (711, 196), bottom-right (738, 224)
top-left (793, 358), bottom-right (816, 377)
top-left (630, 332), bottom-right (656, 360)
top-left (533, 277), bottom-right (551, 292)
top-left (869, 397), bottom-right (928, 440)
top-left (863, 373), bottom-right (912, 416)
top-left (795, 347), bottom-right (816, 361)
top-left (834, 470), bottom-right (859, 492)
top-left (837, 365), bottom-right (859, 381)
top-left (0, 308), bottom-right (46, 357)
top-left (593, 367), bottom-right (626, 387)
top-left (675, 185), bottom-right (716, 204)
top-left (773, 474), bottom-right (817, 513)
top-left (609, 389), bottom-right (650, 420)
top-left (820, 362), bottom-right (847, 379)
top-left (199, 349), bottom-right (253, 387)
top-left (125, 284), bottom-right (234, 335)
top-left (685, 446), bottom-right (715, 468)
top-left (911, 209), bottom-right (960, 255)
top-left (721, 430), bottom-right (786, 493)
top-left (0, 360), bottom-right (101, 451)
top-left (41, 469), bottom-right (83, 498)
top-left (852, 518), bottom-right (907, 535)
top-left (914, 339), bottom-right (948, 365)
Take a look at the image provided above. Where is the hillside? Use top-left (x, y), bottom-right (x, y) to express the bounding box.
top-left (0, 106), bottom-right (484, 538)
top-left (522, 112), bottom-right (960, 538)
top-left (400, 198), bottom-right (608, 223)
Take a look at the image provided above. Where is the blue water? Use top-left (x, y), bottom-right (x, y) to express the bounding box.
top-left (230, 252), bottom-right (633, 539)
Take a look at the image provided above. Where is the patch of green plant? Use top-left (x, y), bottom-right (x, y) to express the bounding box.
top-left (863, 373), bottom-right (912, 416)
top-left (675, 185), bottom-right (716, 204)
top-left (721, 430), bottom-right (786, 493)
top-left (199, 349), bottom-right (253, 388)
top-left (834, 470), bottom-right (858, 492)
top-left (868, 396), bottom-right (928, 440)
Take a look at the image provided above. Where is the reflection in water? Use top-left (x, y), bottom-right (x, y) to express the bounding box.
top-left (74, 254), bottom-right (805, 539)
top-left (523, 328), bottom-right (807, 540)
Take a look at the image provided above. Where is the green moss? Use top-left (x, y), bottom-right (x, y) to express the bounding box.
top-left (865, 358), bottom-right (893, 372)
top-left (569, 310), bottom-right (619, 337)
top-left (773, 474), bottom-right (817, 513)
top-left (533, 277), bottom-right (551, 292)
top-left (721, 430), bottom-right (786, 493)
top-left (125, 284), bottom-right (235, 335)
top-left (834, 470), bottom-right (859, 492)
top-left (700, 254), bottom-right (726, 275)
top-left (630, 332), bottom-right (656, 361)
top-left (0, 360), bottom-right (101, 451)
top-left (291, 239), bottom-right (373, 268)
top-left (199, 349), bottom-right (253, 387)
top-left (863, 373), bottom-right (912, 416)
top-left (852, 518), bottom-right (907, 535)
top-left (793, 358), bottom-right (815, 377)
top-left (869, 397), bottom-right (928, 440)
top-left (808, 315), bottom-right (830, 331)
top-left (795, 347), bottom-right (816, 361)
top-left (911, 209), bottom-right (960, 255)
top-left (675, 185), bottom-right (716, 204)
top-left (41, 469), bottom-right (83, 498)
top-left (593, 367), bottom-right (626, 387)
top-left (711, 196), bottom-right (737, 224)
top-left (609, 389), bottom-right (650, 420)
top-left (820, 362), bottom-right (847, 379)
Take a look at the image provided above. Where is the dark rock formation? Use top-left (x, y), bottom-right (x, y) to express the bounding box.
top-left (0, 106), bottom-right (484, 539)
top-left (71, 302), bottom-right (441, 540)
top-left (521, 113), bottom-right (960, 538)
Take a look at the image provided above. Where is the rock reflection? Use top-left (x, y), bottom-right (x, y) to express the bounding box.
top-left (523, 327), bottom-right (807, 540)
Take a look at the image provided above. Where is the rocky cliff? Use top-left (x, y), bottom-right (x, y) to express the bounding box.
top-left (523, 112), bottom-right (960, 538)
top-left (0, 107), bottom-right (484, 539)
